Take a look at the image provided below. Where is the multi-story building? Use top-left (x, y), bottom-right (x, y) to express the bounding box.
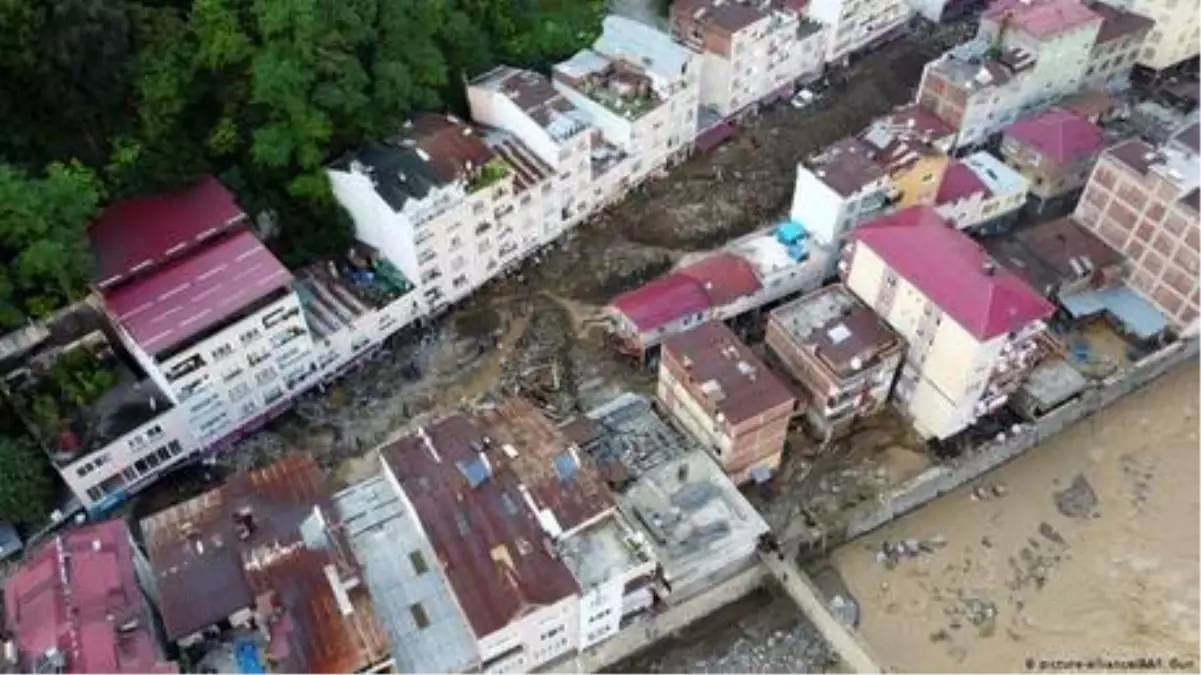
top-left (765, 284), bottom-right (905, 439)
top-left (841, 206), bottom-right (1056, 440)
top-left (606, 225), bottom-right (830, 355)
top-left (467, 67), bottom-right (598, 231)
top-left (1000, 107), bottom-right (1108, 215)
top-left (329, 114), bottom-right (553, 314)
top-left (382, 415), bottom-right (583, 674)
top-left (1083, 4), bottom-right (1153, 90)
top-left (934, 151), bottom-right (1030, 233)
top-left (789, 137), bottom-right (892, 247)
top-left (1072, 121), bottom-right (1200, 335)
top-left (918, 0), bottom-right (1107, 148)
top-left (858, 118), bottom-right (952, 208)
top-left (671, 0), bottom-right (828, 119)
top-left (3, 520), bottom-right (176, 674)
top-left (139, 457), bottom-right (392, 672)
top-left (553, 15), bottom-right (702, 195)
top-left (657, 321), bottom-right (796, 484)
top-left (808, 0), bottom-right (912, 65)
top-left (90, 178), bottom-right (319, 450)
top-left (1104, 0), bottom-right (1200, 72)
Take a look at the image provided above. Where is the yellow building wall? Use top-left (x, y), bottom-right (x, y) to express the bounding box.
top-left (894, 154), bottom-right (951, 208)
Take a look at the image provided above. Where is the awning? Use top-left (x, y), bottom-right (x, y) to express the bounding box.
top-left (1059, 284), bottom-right (1168, 339)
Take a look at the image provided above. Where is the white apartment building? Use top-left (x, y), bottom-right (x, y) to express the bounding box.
top-left (918, 0), bottom-right (1107, 148)
top-left (841, 206), bottom-right (1055, 440)
top-left (671, 0), bottom-right (827, 119)
top-left (808, 0), bottom-right (912, 65)
top-left (1083, 4), bottom-right (1153, 90)
top-left (552, 15), bottom-right (703, 196)
top-left (789, 137), bottom-right (892, 248)
top-left (90, 182), bottom-right (320, 451)
top-left (934, 151), bottom-right (1030, 233)
top-left (328, 114), bottom-right (555, 314)
top-left (1099, 0), bottom-right (1200, 71)
top-left (467, 67), bottom-right (598, 231)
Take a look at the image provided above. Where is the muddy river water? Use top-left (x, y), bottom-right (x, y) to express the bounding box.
top-left (833, 362), bottom-right (1200, 672)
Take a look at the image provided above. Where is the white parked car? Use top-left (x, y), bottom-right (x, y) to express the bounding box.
top-left (790, 88), bottom-right (819, 109)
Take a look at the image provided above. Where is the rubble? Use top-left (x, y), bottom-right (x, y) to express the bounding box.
top-left (1053, 473), bottom-right (1100, 519)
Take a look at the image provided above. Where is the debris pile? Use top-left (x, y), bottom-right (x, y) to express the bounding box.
top-left (1053, 473), bottom-right (1099, 519)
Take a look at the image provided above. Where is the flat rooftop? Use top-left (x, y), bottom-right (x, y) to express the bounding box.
top-left (293, 249), bottom-right (414, 341)
top-left (1017, 357), bottom-right (1088, 410)
top-left (382, 415), bottom-right (581, 640)
top-left (661, 322), bottom-right (794, 426)
top-left (726, 226), bottom-right (831, 281)
top-left (0, 300), bottom-right (173, 462)
top-left (333, 475), bottom-right (478, 674)
top-left (102, 229), bottom-right (293, 357)
top-left (471, 66), bottom-right (592, 142)
top-left (963, 150), bottom-right (1029, 196)
top-left (558, 515), bottom-right (654, 591)
top-left (584, 393), bottom-right (694, 486)
top-left (770, 284), bottom-right (903, 377)
top-left (620, 450), bottom-right (769, 591)
top-left (928, 40), bottom-right (1035, 91)
top-left (805, 138), bottom-right (886, 198)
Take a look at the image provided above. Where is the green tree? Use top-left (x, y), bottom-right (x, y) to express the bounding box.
top-left (0, 435), bottom-right (57, 527)
top-left (0, 162), bottom-right (105, 326)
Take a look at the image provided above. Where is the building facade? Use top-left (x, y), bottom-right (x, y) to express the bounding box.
top-left (1105, 0), bottom-right (1200, 71)
top-left (841, 207), bottom-right (1055, 440)
top-left (808, 0), bottom-right (912, 64)
top-left (1083, 4), bottom-right (1153, 90)
top-left (1072, 124), bottom-right (1200, 335)
top-left (671, 0), bottom-right (827, 119)
top-left (657, 322), bottom-right (796, 484)
top-left (934, 151), bottom-right (1030, 233)
top-left (765, 284), bottom-right (905, 438)
top-left (789, 138), bottom-right (892, 247)
top-left (1000, 107), bottom-right (1108, 215)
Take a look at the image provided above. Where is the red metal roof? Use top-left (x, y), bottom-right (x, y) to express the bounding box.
top-left (475, 398), bottom-right (614, 535)
top-left (4, 520), bottom-right (175, 674)
top-left (89, 176), bottom-right (245, 289)
top-left (382, 415), bottom-right (581, 639)
top-left (935, 160), bottom-right (992, 204)
top-left (1006, 108), bottom-right (1106, 165)
top-left (676, 253), bottom-right (764, 307)
top-left (102, 229), bottom-right (293, 356)
top-left (610, 273), bottom-right (712, 333)
top-left (661, 322), bottom-right (795, 426)
top-left (139, 457), bottom-right (389, 673)
top-left (983, 0), bottom-right (1100, 40)
top-left (852, 207), bottom-right (1055, 340)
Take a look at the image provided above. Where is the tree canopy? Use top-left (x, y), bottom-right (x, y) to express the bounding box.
top-left (0, 0), bottom-right (604, 323)
top-left (0, 434), bottom-right (57, 527)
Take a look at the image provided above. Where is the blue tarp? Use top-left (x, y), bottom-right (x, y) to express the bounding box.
top-left (1059, 284), bottom-right (1168, 339)
top-left (235, 639), bottom-right (265, 674)
top-left (775, 221), bottom-right (807, 245)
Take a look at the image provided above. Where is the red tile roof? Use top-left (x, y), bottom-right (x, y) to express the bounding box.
top-left (662, 322), bottom-right (795, 425)
top-left (676, 253), bottom-right (764, 306)
top-left (610, 273), bottom-right (712, 333)
top-left (852, 206), bottom-right (1055, 340)
top-left (936, 160), bottom-right (992, 204)
top-left (983, 0), bottom-right (1101, 40)
top-left (102, 229), bottom-right (293, 356)
top-left (475, 398), bottom-right (615, 535)
top-left (407, 115), bottom-right (498, 184)
top-left (4, 521), bottom-right (175, 674)
top-left (1006, 108), bottom-right (1106, 165)
top-left (382, 415), bottom-right (580, 639)
top-left (89, 176), bottom-right (245, 289)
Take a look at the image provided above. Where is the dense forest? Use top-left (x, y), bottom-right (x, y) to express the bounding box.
top-left (0, 0), bottom-right (605, 329)
top-left (0, 0), bottom-right (604, 523)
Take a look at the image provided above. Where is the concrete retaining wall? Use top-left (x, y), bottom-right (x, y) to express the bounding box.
top-left (840, 339), bottom-right (1198, 541)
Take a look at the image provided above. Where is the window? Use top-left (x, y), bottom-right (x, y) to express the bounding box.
top-left (410, 550), bottom-right (429, 575)
top-left (256, 367), bottom-right (277, 386)
top-left (410, 603), bottom-right (430, 629)
top-left (211, 343), bottom-right (234, 360)
top-left (166, 354), bottom-right (205, 382)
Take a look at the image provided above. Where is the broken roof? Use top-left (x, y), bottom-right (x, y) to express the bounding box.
top-left (1005, 108), bottom-right (1106, 165)
top-left (382, 415), bottom-right (580, 639)
top-left (90, 176), bottom-right (246, 290)
top-left (661, 322), bottom-right (795, 425)
top-left (806, 138), bottom-right (887, 198)
top-left (875, 104), bottom-right (956, 147)
top-left (584, 393), bottom-right (695, 484)
top-left (406, 114), bottom-right (498, 185)
top-left (983, 0), bottom-right (1101, 40)
top-left (139, 456), bottom-right (389, 673)
top-left (4, 520), bottom-right (175, 674)
top-left (852, 206), bottom-right (1055, 340)
top-left (475, 398), bottom-right (616, 537)
top-left (101, 229), bottom-right (293, 356)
